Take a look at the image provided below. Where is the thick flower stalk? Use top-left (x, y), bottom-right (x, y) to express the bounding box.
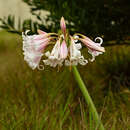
top-left (22, 17), bottom-right (105, 70)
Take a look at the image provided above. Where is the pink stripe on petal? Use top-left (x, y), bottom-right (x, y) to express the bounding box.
top-left (37, 41), bottom-right (49, 52)
top-left (84, 36), bottom-right (94, 43)
top-left (37, 29), bottom-right (47, 34)
top-left (33, 34), bottom-right (48, 40)
top-left (33, 55), bottom-right (42, 63)
top-left (33, 38), bottom-right (49, 45)
top-left (81, 39), bottom-right (105, 52)
top-left (60, 40), bottom-right (68, 59)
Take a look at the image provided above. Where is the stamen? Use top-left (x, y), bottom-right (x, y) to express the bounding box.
top-left (37, 64), bottom-right (44, 70)
top-left (95, 37), bottom-right (103, 45)
top-left (73, 33), bottom-right (86, 39)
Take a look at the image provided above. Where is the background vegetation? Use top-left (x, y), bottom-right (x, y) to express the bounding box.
top-left (1, 0), bottom-right (130, 43)
top-left (0, 0), bottom-right (130, 129)
top-left (0, 31), bottom-right (130, 129)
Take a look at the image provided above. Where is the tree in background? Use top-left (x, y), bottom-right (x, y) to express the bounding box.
top-left (0, 0), bottom-right (130, 44)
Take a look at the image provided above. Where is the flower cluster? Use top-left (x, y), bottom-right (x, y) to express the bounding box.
top-left (22, 17), bottom-right (105, 70)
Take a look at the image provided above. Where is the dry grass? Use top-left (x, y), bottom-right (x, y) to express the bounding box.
top-left (0, 31), bottom-right (130, 130)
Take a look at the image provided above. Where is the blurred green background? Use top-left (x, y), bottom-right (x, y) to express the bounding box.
top-left (0, 0), bottom-right (130, 129)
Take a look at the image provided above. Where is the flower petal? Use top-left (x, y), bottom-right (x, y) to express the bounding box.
top-left (60, 40), bottom-right (68, 59)
top-left (22, 32), bottom-right (49, 69)
top-left (80, 37), bottom-right (105, 52)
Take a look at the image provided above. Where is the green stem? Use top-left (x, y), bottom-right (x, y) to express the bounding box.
top-left (72, 66), bottom-right (105, 130)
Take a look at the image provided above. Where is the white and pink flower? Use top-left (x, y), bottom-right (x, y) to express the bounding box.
top-left (43, 39), bottom-right (68, 67)
top-left (22, 17), bottom-right (105, 70)
top-left (80, 36), bottom-right (105, 62)
top-left (22, 30), bottom-right (49, 69)
top-left (43, 39), bottom-right (64, 67)
top-left (65, 37), bottom-right (88, 66)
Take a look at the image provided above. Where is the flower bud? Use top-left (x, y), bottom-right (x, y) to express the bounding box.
top-left (60, 17), bottom-right (66, 35)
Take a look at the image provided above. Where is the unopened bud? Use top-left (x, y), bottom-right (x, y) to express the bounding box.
top-left (60, 17), bottom-right (66, 35)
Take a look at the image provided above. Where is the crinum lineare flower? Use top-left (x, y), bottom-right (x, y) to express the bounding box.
top-left (22, 17), bottom-right (105, 70)
top-left (43, 39), bottom-right (64, 67)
